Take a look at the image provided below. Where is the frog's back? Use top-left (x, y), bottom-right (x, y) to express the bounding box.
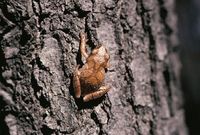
top-left (80, 68), bottom-right (105, 95)
top-left (80, 68), bottom-right (105, 85)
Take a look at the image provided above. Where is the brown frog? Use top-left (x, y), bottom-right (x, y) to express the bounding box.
top-left (73, 32), bottom-right (110, 102)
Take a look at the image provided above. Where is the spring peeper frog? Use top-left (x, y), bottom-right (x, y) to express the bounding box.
top-left (73, 32), bottom-right (110, 102)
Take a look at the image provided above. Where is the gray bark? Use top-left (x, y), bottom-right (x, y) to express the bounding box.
top-left (0, 0), bottom-right (188, 135)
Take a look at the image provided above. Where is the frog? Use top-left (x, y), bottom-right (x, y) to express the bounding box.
top-left (73, 32), bottom-right (110, 102)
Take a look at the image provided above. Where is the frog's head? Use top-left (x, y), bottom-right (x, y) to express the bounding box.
top-left (92, 44), bottom-right (110, 67)
top-left (92, 45), bottom-right (108, 57)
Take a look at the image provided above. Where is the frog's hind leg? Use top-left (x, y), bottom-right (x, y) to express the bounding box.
top-left (80, 32), bottom-right (89, 58)
top-left (83, 85), bottom-right (110, 102)
top-left (73, 66), bottom-right (81, 98)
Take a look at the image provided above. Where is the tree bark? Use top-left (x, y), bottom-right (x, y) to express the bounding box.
top-left (0, 0), bottom-right (188, 135)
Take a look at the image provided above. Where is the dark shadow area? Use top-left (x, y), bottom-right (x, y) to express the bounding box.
top-left (176, 0), bottom-right (200, 134)
top-left (75, 94), bottom-right (106, 110)
top-left (0, 97), bottom-right (10, 135)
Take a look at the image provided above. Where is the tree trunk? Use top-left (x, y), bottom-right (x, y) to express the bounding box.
top-left (0, 0), bottom-right (188, 135)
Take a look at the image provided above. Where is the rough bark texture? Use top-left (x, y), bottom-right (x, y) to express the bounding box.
top-left (0, 0), bottom-right (187, 135)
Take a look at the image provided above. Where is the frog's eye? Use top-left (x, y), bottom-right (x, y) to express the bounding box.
top-left (92, 49), bottom-right (98, 54)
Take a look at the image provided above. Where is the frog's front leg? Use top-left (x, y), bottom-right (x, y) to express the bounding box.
top-left (83, 85), bottom-right (110, 102)
top-left (80, 32), bottom-right (89, 58)
top-left (73, 66), bottom-right (81, 98)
